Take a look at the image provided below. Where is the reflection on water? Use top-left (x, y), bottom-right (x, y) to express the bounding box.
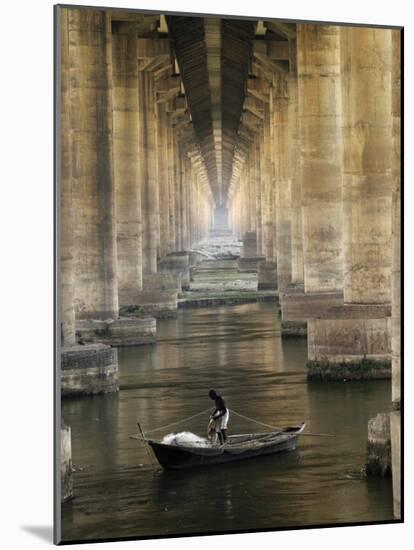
top-left (61, 303), bottom-right (393, 542)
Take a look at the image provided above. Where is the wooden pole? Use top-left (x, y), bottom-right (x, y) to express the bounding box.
top-left (137, 422), bottom-right (159, 472)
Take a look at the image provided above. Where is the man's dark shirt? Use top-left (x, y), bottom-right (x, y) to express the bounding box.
top-left (212, 394), bottom-right (227, 419)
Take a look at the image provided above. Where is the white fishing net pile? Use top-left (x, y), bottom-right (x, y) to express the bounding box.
top-left (161, 431), bottom-right (212, 448)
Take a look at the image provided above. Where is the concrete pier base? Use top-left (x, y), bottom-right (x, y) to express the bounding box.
top-left (61, 423), bottom-right (73, 502)
top-left (281, 289), bottom-right (392, 377)
top-left (366, 413), bottom-right (391, 476)
top-left (197, 259), bottom-right (238, 272)
top-left (307, 316), bottom-right (391, 380)
top-left (159, 252), bottom-right (190, 290)
top-left (258, 261), bottom-right (278, 290)
top-left (241, 231), bottom-right (258, 257)
top-left (76, 317), bottom-right (156, 346)
top-left (308, 317), bottom-right (391, 361)
top-left (281, 320), bottom-right (307, 337)
top-left (119, 274), bottom-right (179, 319)
top-left (237, 256), bottom-right (266, 273)
top-left (307, 359), bottom-right (391, 381)
top-left (61, 344), bottom-right (119, 397)
top-left (188, 251), bottom-right (204, 267)
top-left (391, 409), bottom-right (401, 518)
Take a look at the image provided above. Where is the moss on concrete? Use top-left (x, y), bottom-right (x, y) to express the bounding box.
top-left (177, 267), bottom-right (278, 308)
top-left (307, 358), bottom-right (391, 381)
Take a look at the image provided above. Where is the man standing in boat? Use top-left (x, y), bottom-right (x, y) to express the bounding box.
top-left (209, 389), bottom-right (229, 445)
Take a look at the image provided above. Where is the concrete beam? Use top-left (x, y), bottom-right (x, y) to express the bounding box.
top-left (265, 21), bottom-right (297, 40)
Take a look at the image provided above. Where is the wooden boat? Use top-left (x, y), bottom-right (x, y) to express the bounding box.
top-left (143, 423), bottom-right (306, 470)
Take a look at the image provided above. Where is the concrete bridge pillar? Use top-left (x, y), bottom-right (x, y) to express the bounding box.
top-left (273, 73), bottom-right (292, 292)
top-left (248, 150), bottom-right (257, 233)
top-left (281, 25), bottom-right (344, 341)
top-left (254, 137), bottom-right (263, 256)
top-left (112, 25), bottom-right (143, 305)
top-left (299, 26), bottom-right (394, 378)
top-left (156, 102), bottom-right (170, 258)
top-left (390, 29), bottom-right (401, 520)
top-left (257, 99), bottom-right (278, 291)
top-left (288, 75), bottom-right (304, 287)
top-left (60, 6), bottom-right (76, 349)
top-left (299, 25), bottom-right (344, 295)
top-left (139, 69), bottom-right (159, 276)
top-left (166, 115), bottom-right (177, 254)
top-left (263, 102), bottom-right (274, 262)
top-left (68, 12), bottom-right (158, 347)
top-left (60, 8), bottom-right (119, 396)
top-left (316, 26), bottom-right (394, 374)
top-left (60, 422), bottom-right (73, 502)
top-left (69, 9), bottom-right (119, 321)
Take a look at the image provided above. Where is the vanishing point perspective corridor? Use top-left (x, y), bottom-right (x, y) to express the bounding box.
top-left (58, 7), bottom-right (401, 540)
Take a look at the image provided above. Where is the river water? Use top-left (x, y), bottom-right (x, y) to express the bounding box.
top-left (61, 302), bottom-right (393, 542)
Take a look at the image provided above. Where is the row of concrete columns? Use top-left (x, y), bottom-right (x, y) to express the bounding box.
top-left (59, 9), bottom-right (214, 396)
top-left (229, 23), bottom-right (400, 517)
top-left (229, 25), bottom-right (399, 377)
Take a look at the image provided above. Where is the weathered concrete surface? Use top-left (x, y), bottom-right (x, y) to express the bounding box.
top-left (112, 25), bottom-right (143, 299)
top-left (308, 360), bottom-right (391, 381)
top-left (158, 253), bottom-right (190, 290)
top-left (391, 29), bottom-right (401, 409)
top-left (61, 423), bottom-right (73, 502)
top-left (258, 261), bottom-right (278, 290)
top-left (179, 256), bottom-right (277, 308)
top-left (341, 27), bottom-right (393, 306)
top-left (307, 318), bottom-right (392, 367)
top-left (390, 410), bottom-right (401, 518)
top-left (273, 73), bottom-right (292, 291)
top-left (390, 31), bottom-right (401, 521)
top-left (120, 273), bottom-right (179, 319)
top-left (76, 317), bottom-right (156, 346)
top-left (61, 344), bottom-right (119, 397)
top-left (197, 259), bottom-right (238, 272)
top-left (242, 231), bottom-right (258, 258)
top-left (297, 24), bottom-right (344, 294)
top-left (139, 65), bottom-right (161, 275)
top-left (281, 25), bottom-right (345, 358)
top-left (288, 75), bottom-right (304, 286)
top-left (60, 7), bottom-right (76, 347)
top-left (68, 9), bottom-right (119, 320)
top-left (366, 413), bottom-right (391, 476)
top-left (237, 256), bottom-right (266, 273)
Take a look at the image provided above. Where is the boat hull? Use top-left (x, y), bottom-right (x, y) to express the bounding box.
top-left (147, 429), bottom-right (302, 470)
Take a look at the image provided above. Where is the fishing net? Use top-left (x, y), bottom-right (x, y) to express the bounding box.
top-left (161, 431), bottom-right (212, 448)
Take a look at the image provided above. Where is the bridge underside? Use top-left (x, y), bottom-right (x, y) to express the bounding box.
top-left (58, 8), bottom-right (401, 516)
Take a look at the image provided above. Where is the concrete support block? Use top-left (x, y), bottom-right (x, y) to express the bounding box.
top-left (188, 251), bottom-right (204, 267)
top-left (120, 273), bottom-right (179, 319)
top-left (307, 318), bottom-right (391, 379)
top-left (242, 231), bottom-right (258, 258)
top-left (76, 317), bottom-right (156, 346)
top-left (60, 423), bottom-right (73, 502)
top-left (158, 252), bottom-right (190, 290)
top-left (198, 259), bottom-right (238, 272)
top-left (237, 256), bottom-right (266, 273)
top-left (391, 410), bottom-right (401, 518)
top-left (61, 344), bottom-right (119, 397)
top-left (258, 260), bottom-right (278, 290)
top-left (366, 413), bottom-right (391, 476)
